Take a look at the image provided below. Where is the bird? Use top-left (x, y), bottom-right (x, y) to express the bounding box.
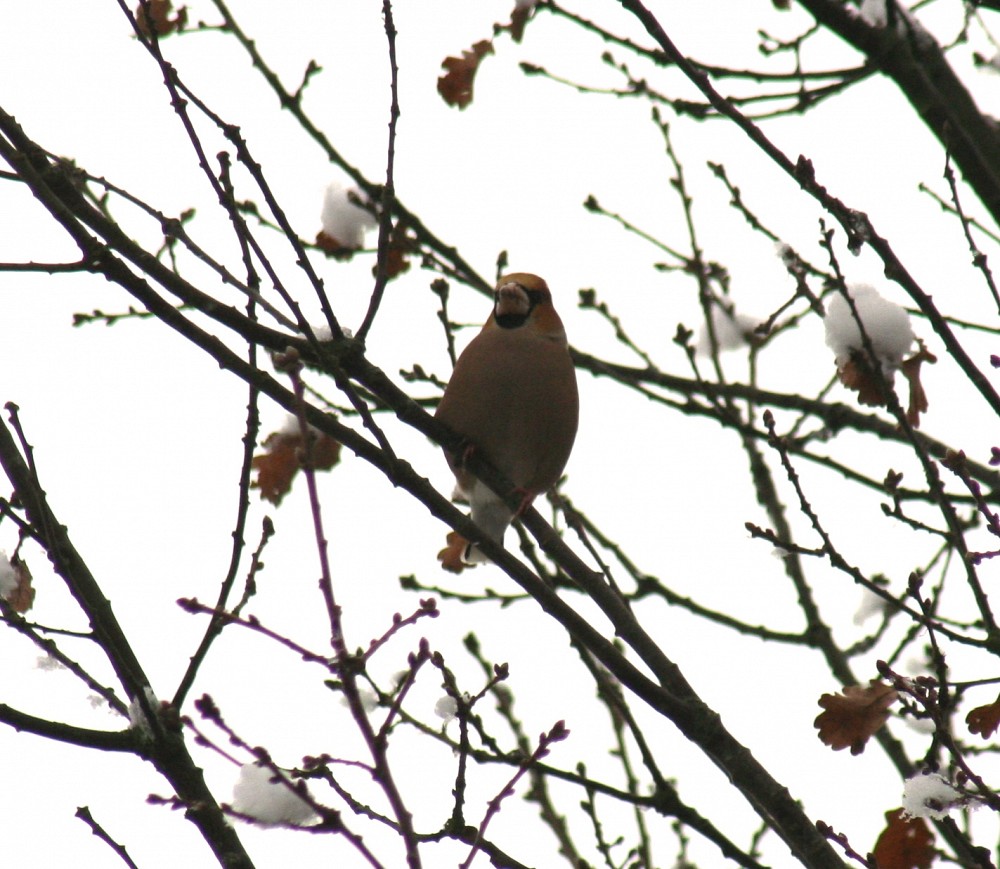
top-left (435, 273), bottom-right (579, 565)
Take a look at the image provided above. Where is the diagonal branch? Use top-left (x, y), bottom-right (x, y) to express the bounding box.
top-left (616, 0), bottom-right (1000, 424)
top-left (796, 0), bottom-right (1000, 225)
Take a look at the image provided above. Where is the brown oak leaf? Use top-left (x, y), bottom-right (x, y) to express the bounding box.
top-left (251, 427), bottom-right (341, 506)
top-left (508, 3), bottom-right (534, 43)
top-left (836, 341), bottom-right (936, 427)
top-left (836, 352), bottom-right (890, 408)
top-left (815, 680), bottom-right (897, 755)
top-left (437, 40), bottom-right (494, 109)
top-left (135, 0), bottom-right (187, 37)
top-left (871, 809), bottom-right (934, 869)
top-left (899, 341), bottom-right (936, 428)
top-left (437, 531), bottom-right (473, 574)
top-left (966, 692), bottom-right (1000, 739)
top-left (4, 556), bottom-right (35, 614)
top-left (315, 230), bottom-right (360, 260)
top-left (375, 222), bottom-right (412, 279)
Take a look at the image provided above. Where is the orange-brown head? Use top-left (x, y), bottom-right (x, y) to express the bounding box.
top-left (489, 273), bottom-right (566, 340)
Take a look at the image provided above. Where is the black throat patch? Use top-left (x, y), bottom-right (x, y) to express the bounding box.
top-left (493, 289), bottom-right (545, 329)
top-left (495, 311), bottom-right (530, 329)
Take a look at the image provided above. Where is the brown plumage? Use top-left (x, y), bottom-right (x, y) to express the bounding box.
top-left (436, 273), bottom-right (579, 563)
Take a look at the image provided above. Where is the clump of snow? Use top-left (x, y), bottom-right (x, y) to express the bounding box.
top-left (857, 0), bottom-right (924, 41)
top-left (902, 716), bottom-right (936, 735)
top-left (320, 182), bottom-right (376, 250)
top-left (36, 654), bottom-right (65, 671)
top-left (902, 772), bottom-right (962, 820)
top-left (311, 323), bottom-right (352, 342)
top-left (232, 762), bottom-right (316, 826)
top-left (275, 414), bottom-right (335, 447)
top-left (0, 551), bottom-right (17, 599)
top-left (845, 210), bottom-right (872, 254)
top-left (697, 305), bottom-right (761, 355)
top-left (853, 586), bottom-right (888, 625)
top-left (775, 242), bottom-right (797, 266)
top-left (979, 53), bottom-right (1000, 75)
top-left (338, 685), bottom-right (379, 712)
top-left (823, 284), bottom-right (914, 372)
top-left (128, 687), bottom-right (160, 736)
top-left (435, 695), bottom-right (458, 721)
top-left (859, 0), bottom-right (888, 29)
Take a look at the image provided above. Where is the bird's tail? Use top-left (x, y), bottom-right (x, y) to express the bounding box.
top-left (464, 480), bottom-right (513, 563)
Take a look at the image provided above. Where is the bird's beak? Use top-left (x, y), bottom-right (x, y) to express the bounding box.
top-left (495, 283), bottom-right (531, 318)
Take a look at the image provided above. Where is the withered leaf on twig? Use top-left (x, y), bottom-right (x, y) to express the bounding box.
top-left (315, 230), bottom-right (361, 260)
top-left (251, 428), bottom-right (342, 506)
top-left (814, 680), bottom-right (897, 755)
top-left (437, 530), bottom-right (473, 574)
top-left (3, 556), bottom-right (35, 614)
top-left (508, 3), bottom-right (534, 43)
top-left (379, 222), bottom-right (412, 279)
top-left (871, 809), bottom-right (934, 869)
top-left (836, 353), bottom-right (887, 408)
top-left (835, 341), bottom-right (935, 427)
top-left (966, 692), bottom-right (1000, 739)
top-left (437, 40), bottom-right (495, 109)
top-left (134, 0), bottom-right (187, 37)
top-left (899, 341), bottom-right (936, 427)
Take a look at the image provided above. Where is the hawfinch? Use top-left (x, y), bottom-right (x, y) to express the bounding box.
top-left (436, 273), bottom-right (579, 564)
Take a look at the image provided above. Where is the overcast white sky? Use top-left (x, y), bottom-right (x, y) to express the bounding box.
top-left (3, 1), bottom-right (1000, 867)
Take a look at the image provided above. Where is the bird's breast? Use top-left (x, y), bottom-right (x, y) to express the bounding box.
top-left (436, 328), bottom-right (578, 494)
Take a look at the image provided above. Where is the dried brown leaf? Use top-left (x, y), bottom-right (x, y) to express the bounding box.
top-left (4, 556), bottom-right (35, 614)
top-left (135, 0), bottom-right (187, 37)
top-left (815, 680), bottom-right (897, 755)
top-left (315, 230), bottom-right (360, 260)
top-left (376, 222), bottom-right (412, 279)
top-left (251, 428), bottom-right (341, 505)
top-left (437, 40), bottom-right (494, 109)
top-left (871, 808), bottom-right (934, 869)
top-left (437, 531), bottom-right (473, 574)
top-left (966, 692), bottom-right (1000, 739)
top-left (836, 353), bottom-right (890, 408)
top-left (509, 4), bottom-right (533, 42)
top-left (899, 341), bottom-right (937, 428)
top-left (836, 340), bottom-right (936, 428)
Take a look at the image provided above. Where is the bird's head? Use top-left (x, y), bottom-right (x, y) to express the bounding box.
top-left (491, 273), bottom-right (565, 338)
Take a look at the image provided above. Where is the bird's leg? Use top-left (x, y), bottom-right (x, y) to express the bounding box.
top-left (512, 487), bottom-right (537, 517)
top-left (452, 439), bottom-right (476, 468)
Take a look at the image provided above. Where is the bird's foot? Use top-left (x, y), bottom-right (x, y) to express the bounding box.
top-left (453, 440), bottom-right (477, 468)
top-left (512, 487), bottom-right (537, 517)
